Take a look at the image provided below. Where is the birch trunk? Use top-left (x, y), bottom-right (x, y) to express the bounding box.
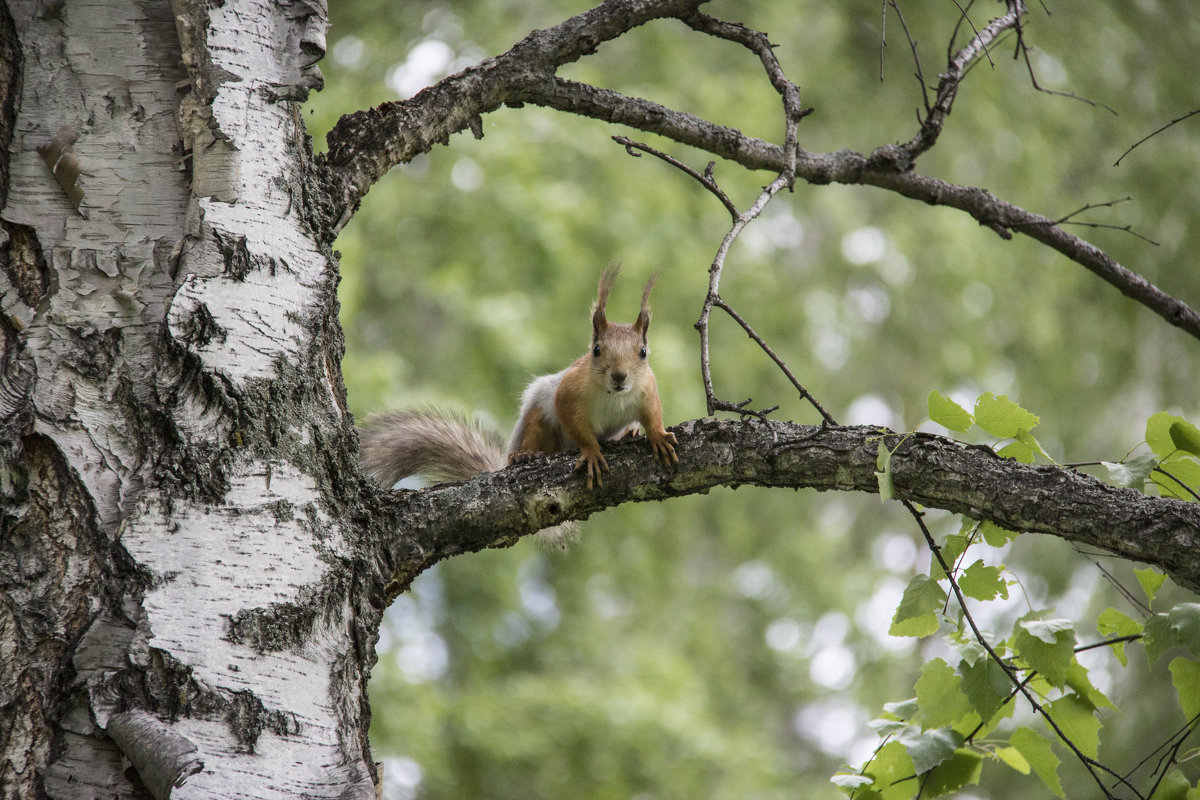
top-left (0, 0), bottom-right (379, 796)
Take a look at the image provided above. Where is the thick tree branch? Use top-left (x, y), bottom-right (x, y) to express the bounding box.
top-left (312, 1), bottom-right (1199, 339)
top-left (514, 79), bottom-right (1200, 341)
top-left (376, 418), bottom-right (1200, 597)
top-left (315, 0), bottom-right (708, 233)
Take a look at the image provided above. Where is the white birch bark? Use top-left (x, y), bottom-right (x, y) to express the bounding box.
top-left (1, 0), bottom-right (376, 796)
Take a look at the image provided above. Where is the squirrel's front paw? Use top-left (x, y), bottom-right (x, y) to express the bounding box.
top-left (574, 449), bottom-right (609, 489)
top-left (649, 430), bottom-right (679, 465)
top-left (508, 450), bottom-right (544, 465)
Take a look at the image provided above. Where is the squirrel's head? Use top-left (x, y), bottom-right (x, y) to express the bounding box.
top-left (589, 264), bottom-right (656, 393)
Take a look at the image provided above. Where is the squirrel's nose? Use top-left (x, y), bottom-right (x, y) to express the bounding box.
top-left (611, 371), bottom-right (626, 385)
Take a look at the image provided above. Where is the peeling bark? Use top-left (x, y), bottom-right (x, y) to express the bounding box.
top-left (1, 0), bottom-right (375, 796)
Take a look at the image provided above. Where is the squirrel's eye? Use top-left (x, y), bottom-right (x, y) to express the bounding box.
top-left (639, 346), bottom-right (647, 359)
top-left (592, 345), bottom-right (601, 358)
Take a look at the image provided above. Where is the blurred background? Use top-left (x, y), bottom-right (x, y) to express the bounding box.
top-left (305, 2), bottom-right (1200, 797)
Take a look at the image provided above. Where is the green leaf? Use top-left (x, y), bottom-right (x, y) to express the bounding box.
top-left (1148, 412), bottom-right (1193, 459)
top-left (1101, 453), bottom-right (1157, 491)
top-left (830, 773), bottom-right (873, 791)
top-left (1047, 694), bottom-right (1101, 759)
top-left (979, 520), bottom-right (1018, 547)
top-left (992, 745), bottom-right (1030, 775)
top-left (928, 391), bottom-right (973, 432)
top-left (1096, 607), bottom-right (1144, 667)
top-left (1016, 429), bottom-right (1052, 462)
top-left (915, 658), bottom-right (973, 730)
top-left (890, 574), bottom-right (947, 638)
top-left (1020, 616), bottom-right (1075, 645)
top-left (1144, 604), bottom-right (1200, 665)
top-left (1066, 660), bottom-right (1117, 711)
top-left (1015, 614), bottom-right (1076, 687)
top-left (876, 440), bottom-right (894, 501)
top-left (931, 533), bottom-right (969, 580)
top-left (958, 655), bottom-right (1012, 722)
top-left (1151, 768), bottom-right (1191, 800)
top-left (1010, 727), bottom-right (1065, 800)
top-left (959, 559), bottom-right (1009, 602)
top-left (1170, 657), bottom-right (1200, 722)
top-left (923, 749), bottom-right (983, 798)
top-left (1170, 421), bottom-right (1200, 458)
top-left (974, 392), bottom-right (1040, 439)
top-left (881, 697), bottom-right (919, 720)
top-left (1150, 456), bottom-right (1200, 500)
top-left (899, 726), bottom-right (961, 775)
top-left (858, 741), bottom-right (915, 800)
top-left (1137, 567), bottom-right (1168, 607)
top-left (996, 438), bottom-right (1036, 464)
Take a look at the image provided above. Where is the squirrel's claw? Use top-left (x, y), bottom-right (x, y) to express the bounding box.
top-left (575, 449), bottom-right (609, 489)
top-left (649, 430), bottom-right (679, 466)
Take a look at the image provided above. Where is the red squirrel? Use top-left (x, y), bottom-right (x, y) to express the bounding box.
top-left (360, 266), bottom-right (678, 544)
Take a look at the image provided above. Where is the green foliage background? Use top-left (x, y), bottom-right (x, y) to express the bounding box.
top-left (306, 2), bottom-right (1200, 798)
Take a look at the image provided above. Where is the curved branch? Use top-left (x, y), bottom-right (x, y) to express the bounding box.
top-left (378, 418), bottom-right (1200, 596)
top-left (315, 0), bottom-right (708, 233)
top-left (313, 1), bottom-right (1199, 340)
top-left (513, 79), bottom-right (1200, 341)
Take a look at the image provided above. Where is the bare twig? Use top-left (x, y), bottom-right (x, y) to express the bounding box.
top-left (902, 1), bottom-right (1025, 158)
top-left (695, 171), bottom-right (796, 416)
top-left (712, 298), bottom-right (837, 425)
top-left (948, 0), bottom-right (995, 68)
top-left (1010, 5), bottom-right (1117, 115)
top-left (1010, 197), bottom-right (1161, 246)
top-left (612, 136), bottom-right (739, 221)
top-left (679, 10), bottom-right (805, 181)
top-left (1116, 107), bottom-right (1200, 166)
top-left (884, 0), bottom-right (930, 115)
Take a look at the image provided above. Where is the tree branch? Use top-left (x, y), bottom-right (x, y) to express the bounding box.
top-left (315, 0), bottom-right (708, 233)
top-left (314, 1), bottom-right (1200, 340)
top-left (376, 419), bottom-right (1200, 597)
top-left (515, 79), bottom-right (1200, 342)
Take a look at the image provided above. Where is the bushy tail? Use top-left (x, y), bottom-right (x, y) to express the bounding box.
top-left (359, 408), bottom-right (506, 488)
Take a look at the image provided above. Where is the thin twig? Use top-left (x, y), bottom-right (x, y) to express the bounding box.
top-left (1151, 465), bottom-right (1200, 502)
top-left (612, 136), bottom-right (739, 221)
top-left (902, 0), bottom-right (1025, 157)
top-left (1081, 554), bottom-right (1152, 616)
top-left (902, 499), bottom-right (1127, 800)
top-left (695, 171), bottom-right (795, 416)
top-left (677, 10), bottom-right (810, 417)
top-left (1011, 4), bottom-right (1117, 115)
top-left (878, 0), bottom-right (888, 82)
top-left (885, 0), bottom-right (930, 115)
top-left (1120, 716), bottom-right (1197, 782)
top-left (1144, 712), bottom-right (1200, 799)
top-left (713, 298), bottom-right (837, 424)
top-left (948, 0), bottom-right (995, 68)
top-left (1010, 197), bottom-right (1160, 246)
top-left (1073, 633), bottom-right (1143, 654)
top-left (1115, 108), bottom-right (1200, 166)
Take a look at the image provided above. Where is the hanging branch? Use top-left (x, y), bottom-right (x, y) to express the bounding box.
top-left (900, 499), bottom-right (1128, 800)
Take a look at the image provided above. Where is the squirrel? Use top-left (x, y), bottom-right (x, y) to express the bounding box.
top-left (359, 265), bottom-right (679, 547)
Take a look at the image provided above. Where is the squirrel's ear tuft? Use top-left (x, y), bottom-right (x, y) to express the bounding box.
top-left (634, 271), bottom-right (656, 336)
top-left (593, 263), bottom-right (620, 335)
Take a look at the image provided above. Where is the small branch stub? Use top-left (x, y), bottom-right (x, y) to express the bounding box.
top-left (106, 711), bottom-right (204, 799)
